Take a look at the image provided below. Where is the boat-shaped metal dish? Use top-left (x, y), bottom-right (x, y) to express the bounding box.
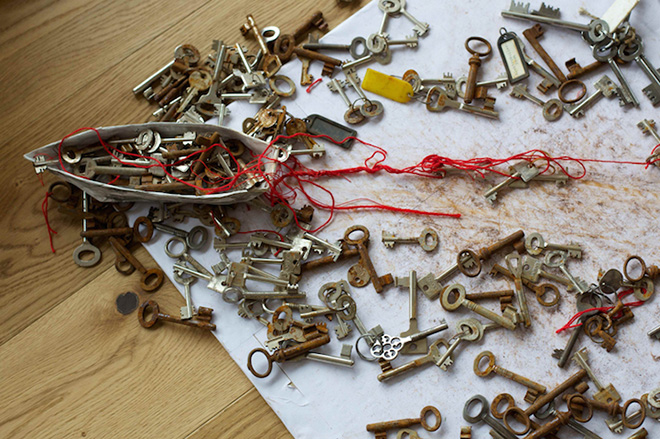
top-left (24, 122), bottom-right (278, 205)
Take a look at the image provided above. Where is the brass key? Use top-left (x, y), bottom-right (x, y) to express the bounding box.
top-left (474, 351), bottom-right (547, 403)
top-left (240, 15), bottom-right (282, 77)
top-left (344, 225), bottom-right (393, 293)
top-left (464, 36), bottom-right (492, 104)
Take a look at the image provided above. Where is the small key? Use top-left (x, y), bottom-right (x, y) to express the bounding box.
top-left (474, 351), bottom-right (547, 403)
top-left (552, 324), bottom-right (582, 368)
top-left (463, 395), bottom-right (517, 439)
top-left (426, 86), bottom-right (499, 119)
top-left (345, 225), bottom-right (393, 293)
top-left (525, 232), bottom-right (582, 258)
top-left (377, 339), bottom-right (446, 382)
top-left (285, 118), bottom-right (322, 152)
top-left (505, 251), bottom-right (530, 327)
top-left (464, 36), bottom-right (492, 103)
top-left (377, 0), bottom-right (430, 37)
top-left (367, 406), bottom-right (441, 438)
top-left (484, 161), bottom-right (540, 203)
top-left (328, 78), bottom-right (365, 124)
top-left (109, 237), bottom-right (164, 293)
top-left (442, 284), bottom-right (516, 330)
top-left (510, 83), bottom-right (564, 121)
top-left (568, 75), bottom-right (619, 118)
top-left (303, 344), bottom-right (354, 367)
top-left (73, 192), bottom-right (101, 268)
top-left (240, 15), bottom-right (281, 77)
top-left (173, 269), bottom-right (196, 320)
top-left (544, 250), bottom-right (587, 294)
top-left (370, 321), bottom-right (448, 361)
top-left (138, 299), bottom-right (215, 330)
top-left (593, 40), bottom-right (639, 107)
top-left (345, 69), bottom-right (385, 118)
top-left (382, 228), bottom-right (439, 252)
top-left (573, 348), bottom-right (621, 404)
top-left (436, 318), bottom-right (491, 371)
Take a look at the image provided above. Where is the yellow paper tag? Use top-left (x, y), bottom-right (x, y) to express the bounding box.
top-left (361, 68), bottom-right (413, 103)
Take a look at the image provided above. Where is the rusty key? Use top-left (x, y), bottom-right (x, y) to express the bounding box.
top-left (247, 333), bottom-right (330, 378)
top-left (138, 299), bottom-right (216, 331)
top-left (464, 36), bottom-right (492, 104)
top-left (109, 237), bottom-right (164, 292)
top-left (367, 406), bottom-right (442, 439)
top-left (523, 24), bottom-right (566, 82)
top-left (566, 58), bottom-right (606, 80)
top-left (81, 216), bottom-right (153, 242)
top-left (344, 225), bottom-right (393, 293)
top-left (240, 15), bottom-right (282, 77)
top-left (274, 11), bottom-right (328, 62)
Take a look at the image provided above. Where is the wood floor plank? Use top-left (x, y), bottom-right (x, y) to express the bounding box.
top-left (0, 255), bottom-right (255, 438)
top-left (187, 388), bottom-right (292, 439)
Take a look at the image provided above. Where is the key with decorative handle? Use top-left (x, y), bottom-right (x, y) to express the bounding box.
top-left (370, 320), bottom-right (448, 361)
top-left (474, 351), bottom-right (546, 403)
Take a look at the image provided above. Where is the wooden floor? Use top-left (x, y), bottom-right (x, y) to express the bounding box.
top-left (0, 1), bottom-right (364, 437)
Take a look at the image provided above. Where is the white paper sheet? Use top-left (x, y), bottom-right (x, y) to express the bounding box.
top-left (129, 1), bottom-right (660, 437)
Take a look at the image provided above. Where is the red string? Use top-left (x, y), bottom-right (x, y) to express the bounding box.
top-left (41, 192), bottom-right (57, 253)
top-left (306, 78), bottom-right (322, 93)
top-left (555, 289), bottom-right (646, 333)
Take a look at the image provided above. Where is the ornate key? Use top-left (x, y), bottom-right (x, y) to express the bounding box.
top-left (370, 321), bottom-right (448, 361)
top-left (463, 395), bottom-right (517, 439)
top-left (510, 84), bottom-right (563, 121)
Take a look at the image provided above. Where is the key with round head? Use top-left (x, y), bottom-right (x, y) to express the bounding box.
top-left (370, 320), bottom-right (448, 361)
top-left (367, 406), bottom-right (441, 439)
top-left (425, 86), bottom-right (499, 119)
top-left (483, 161), bottom-right (540, 203)
top-left (544, 250), bottom-right (587, 294)
top-left (73, 191), bottom-right (102, 268)
top-left (510, 84), bottom-right (564, 121)
top-left (618, 36), bottom-right (660, 106)
top-left (138, 299), bottom-right (215, 331)
top-left (240, 15), bottom-right (281, 77)
top-left (378, 0), bottom-right (429, 37)
top-left (109, 237), bottom-right (164, 293)
top-left (525, 232), bottom-right (582, 258)
top-left (474, 351), bottom-right (547, 403)
top-left (442, 284), bottom-right (517, 330)
top-left (463, 395), bottom-right (517, 439)
top-left (435, 318), bottom-right (493, 371)
top-left (592, 40), bottom-right (639, 107)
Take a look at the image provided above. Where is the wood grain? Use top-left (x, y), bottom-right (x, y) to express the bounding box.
top-left (0, 0), bottom-right (363, 437)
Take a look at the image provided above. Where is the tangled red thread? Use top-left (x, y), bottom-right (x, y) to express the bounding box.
top-left (555, 289), bottom-right (645, 333)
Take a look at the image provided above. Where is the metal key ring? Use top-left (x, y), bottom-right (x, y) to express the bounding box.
top-left (247, 347), bottom-right (273, 378)
top-left (558, 79), bottom-right (587, 104)
top-left (165, 236), bottom-right (188, 258)
top-left (355, 333), bottom-right (379, 362)
top-left (465, 36), bottom-right (492, 57)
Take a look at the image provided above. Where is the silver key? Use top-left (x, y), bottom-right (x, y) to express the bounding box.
top-left (156, 223), bottom-right (208, 250)
top-left (73, 192), bottom-right (101, 267)
top-left (483, 161), bottom-right (540, 203)
top-left (505, 251), bottom-right (530, 326)
top-left (425, 86), bottom-right (499, 119)
top-left (544, 251), bottom-right (587, 294)
top-left (649, 324), bottom-right (660, 340)
top-left (618, 36), bottom-right (660, 106)
top-left (525, 232), bottom-right (582, 258)
top-left (567, 75), bottom-right (619, 118)
top-left (514, 35), bottom-right (561, 93)
top-left (174, 270), bottom-right (196, 320)
top-left (328, 78), bottom-right (366, 125)
top-left (233, 43), bottom-right (266, 90)
top-left (593, 41), bottom-right (639, 107)
top-left (416, 251), bottom-right (479, 300)
top-left (345, 69), bottom-right (385, 118)
top-left (463, 394), bottom-right (517, 439)
top-left (378, 0), bottom-right (429, 36)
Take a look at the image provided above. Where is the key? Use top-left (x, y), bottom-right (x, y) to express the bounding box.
top-left (248, 333), bottom-right (331, 378)
top-left (370, 321), bottom-right (448, 361)
top-left (285, 118), bottom-right (322, 152)
top-left (425, 86), bottom-right (499, 119)
top-left (573, 348), bottom-right (621, 404)
top-left (523, 24), bottom-right (566, 82)
top-left (567, 75), bottom-right (619, 118)
top-left (552, 324), bottom-right (583, 368)
top-left (176, 70), bottom-right (213, 115)
top-left (233, 43), bottom-right (266, 91)
top-left (544, 250), bottom-right (587, 294)
top-left (377, 0), bottom-right (430, 37)
top-left (273, 11), bottom-right (328, 62)
top-left (107, 129), bottom-right (159, 151)
top-left (502, 2), bottom-right (609, 39)
top-left (197, 40), bottom-right (227, 117)
top-left (463, 395), bottom-right (517, 439)
top-left (73, 192), bottom-right (101, 267)
top-left (483, 161), bottom-right (540, 203)
top-left (510, 84), bottom-right (564, 121)
top-left (438, 318), bottom-right (494, 371)
top-left (166, 237), bottom-right (214, 279)
top-left (344, 225), bottom-right (393, 293)
top-left (514, 35), bottom-right (561, 93)
top-left (303, 344), bottom-right (354, 367)
top-left (345, 70), bottom-right (385, 118)
top-left (138, 299), bottom-right (215, 331)
top-left (441, 284), bottom-right (516, 330)
top-left (398, 271), bottom-right (424, 354)
top-left (618, 37), bottom-right (660, 106)
top-left (377, 339), bottom-right (446, 382)
top-left (109, 237), bottom-right (164, 293)
top-left (328, 78), bottom-right (365, 124)
top-left (81, 217), bottom-right (153, 243)
top-left (474, 351), bottom-right (546, 403)
top-left (525, 232), bottom-right (582, 258)
top-left (566, 57), bottom-right (606, 80)
top-left (240, 15), bottom-right (281, 77)
top-left (382, 228), bottom-right (439, 252)
top-left (593, 41), bottom-right (639, 107)
top-left (367, 406), bottom-right (441, 439)
top-left (173, 269), bottom-right (195, 320)
top-left (517, 256), bottom-right (577, 290)
top-left (505, 251), bottom-right (530, 326)
top-left (649, 324), bottom-right (660, 340)
top-left (156, 223), bottom-right (208, 250)
top-left (464, 36), bottom-right (492, 104)
top-left (455, 73), bottom-right (509, 99)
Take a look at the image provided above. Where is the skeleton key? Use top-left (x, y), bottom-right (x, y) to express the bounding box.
top-left (535, 401), bottom-right (603, 439)
top-left (73, 192), bottom-right (101, 267)
top-left (367, 406), bottom-right (442, 438)
top-left (138, 299), bottom-right (215, 331)
top-left (109, 237), bottom-right (164, 293)
top-left (442, 284), bottom-right (517, 330)
top-left (510, 84), bottom-right (564, 121)
top-left (514, 35), bottom-right (561, 93)
top-left (618, 37), bottom-right (660, 107)
top-left (345, 225), bottom-right (393, 293)
top-left (273, 11), bottom-right (328, 62)
top-left (248, 333), bottom-right (331, 378)
top-left (593, 41), bottom-right (639, 107)
top-left (483, 161), bottom-right (540, 203)
top-left (552, 324), bottom-right (583, 368)
top-left (525, 232), bottom-right (582, 258)
top-left (474, 351), bottom-right (547, 403)
top-left (436, 318), bottom-right (490, 370)
top-left (173, 268), bottom-right (196, 320)
top-left (464, 36), bottom-right (492, 104)
top-left (567, 75), bottom-right (619, 118)
top-left (382, 228), bottom-right (439, 252)
top-left (240, 15), bottom-right (281, 77)
top-left (463, 395), bottom-right (518, 439)
top-left (505, 251), bottom-right (530, 327)
top-left (544, 250), bottom-right (587, 294)
top-left (425, 86), bottom-right (499, 119)
top-left (377, 338), bottom-right (446, 382)
top-left (573, 348), bottom-right (621, 404)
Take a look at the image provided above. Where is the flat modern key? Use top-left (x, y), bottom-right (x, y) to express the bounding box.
top-left (328, 78), bottom-right (365, 124)
top-left (73, 192), bottom-right (101, 267)
top-left (544, 250), bottom-right (587, 294)
top-left (568, 75), bottom-right (619, 118)
top-left (426, 86), bottom-right (499, 119)
top-left (463, 394), bottom-right (517, 439)
top-left (593, 41), bottom-right (639, 107)
top-left (618, 36), bottom-right (660, 106)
